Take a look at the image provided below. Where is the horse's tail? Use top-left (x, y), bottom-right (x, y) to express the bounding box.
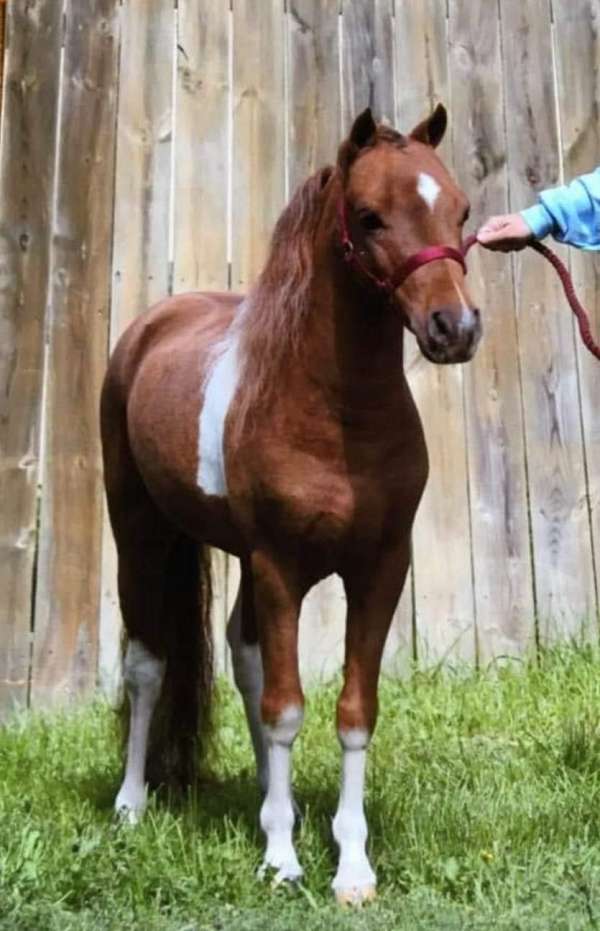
top-left (145, 537), bottom-right (214, 791)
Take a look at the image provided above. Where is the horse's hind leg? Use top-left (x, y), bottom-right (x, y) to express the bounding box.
top-left (115, 516), bottom-right (172, 822)
top-left (117, 642), bottom-right (165, 822)
top-left (102, 395), bottom-right (175, 819)
top-left (226, 563), bottom-right (268, 793)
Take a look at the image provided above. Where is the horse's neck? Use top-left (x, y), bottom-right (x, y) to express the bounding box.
top-left (297, 222), bottom-right (409, 415)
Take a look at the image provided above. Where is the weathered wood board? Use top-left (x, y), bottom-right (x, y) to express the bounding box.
top-left (31, 0), bottom-right (121, 707)
top-left (448, 0), bottom-right (535, 660)
top-left (231, 0), bottom-right (285, 292)
top-left (0, 0), bottom-right (63, 715)
top-left (174, 0), bottom-right (229, 294)
top-left (500, 0), bottom-right (597, 640)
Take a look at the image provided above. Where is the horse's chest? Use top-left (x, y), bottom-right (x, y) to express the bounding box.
top-left (233, 434), bottom-right (425, 559)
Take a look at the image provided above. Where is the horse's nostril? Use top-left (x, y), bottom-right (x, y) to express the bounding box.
top-left (431, 310), bottom-right (453, 339)
top-left (472, 308), bottom-right (481, 321)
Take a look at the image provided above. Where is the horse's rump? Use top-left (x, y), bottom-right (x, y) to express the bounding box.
top-left (102, 290), bottom-right (244, 553)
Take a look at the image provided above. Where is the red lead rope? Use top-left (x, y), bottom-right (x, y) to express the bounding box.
top-left (462, 233), bottom-right (600, 362)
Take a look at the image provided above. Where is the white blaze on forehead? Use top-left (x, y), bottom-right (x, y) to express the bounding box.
top-left (417, 171), bottom-right (441, 211)
top-left (197, 319), bottom-right (242, 497)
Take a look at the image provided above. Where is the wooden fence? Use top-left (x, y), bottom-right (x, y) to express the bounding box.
top-left (0, 0), bottom-right (599, 716)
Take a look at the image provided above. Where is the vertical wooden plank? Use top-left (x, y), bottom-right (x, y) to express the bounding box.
top-left (99, 0), bottom-right (175, 698)
top-left (287, 0), bottom-right (344, 681)
top-left (0, 0), bottom-right (62, 714)
top-left (395, 0), bottom-right (451, 164)
top-left (500, 0), bottom-right (597, 639)
top-left (341, 0), bottom-right (395, 128)
top-left (231, 0), bottom-right (285, 291)
top-left (31, 0), bottom-right (120, 707)
top-left (341, 0), bottom-right (413, 674)
top-left (552, 0), bottom-right (600, 633)
top-left (173, 0), bottom-right (231, 675)
top-left (395, 0), bottom-right (476, 665)
top-left (287, 0), bottom-right (339, 194)
top-left (447, 1), bottom-right (535, 660)
top-left (174, 0), bottom-right (229, 292)
top-left (111, 0), bottom-right (174, 339)
top-left (0, 0), bottom-right (6, 123)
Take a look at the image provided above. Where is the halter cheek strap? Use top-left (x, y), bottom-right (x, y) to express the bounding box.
top-left (338, 196), bottom-right (468, 294)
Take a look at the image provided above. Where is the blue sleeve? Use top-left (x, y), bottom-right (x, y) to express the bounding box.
top-left (519, 167), bottom-right (600, 251)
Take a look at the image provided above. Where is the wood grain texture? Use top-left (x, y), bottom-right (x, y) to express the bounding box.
top-left (31, 0), bottom-right (120, 707)
top-left (395, 0), bottom-right (476, 664)
top-left (287, 0), bottom-right (340, 193)
top-left (99, 0), bottom-right (175, 698)
top-left (341, 0), bottom-right (394, 129)
top-left (342, 0), bottom-right (413, 674)
top-left (111, 0), bottom-right (174, 337)
top-left (231, 0), bottom-right (285, 291)
top-left (0, 0), bottom-right (62, 714)
top-left (0, 0), bottom-right (5, 118)
top-left (448, 0), bottom-right (535, 660)
top-left (286, 0), bottom-right (347, 681)
top-left (500, 0), bottom-right (597, 639)
top-left (174, 0), bottom-right (229, 292)
top-left (552, 0), bottom-right (600, 633)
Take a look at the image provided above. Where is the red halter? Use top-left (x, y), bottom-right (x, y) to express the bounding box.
top-left (337, 196), bottom-right (468, 294)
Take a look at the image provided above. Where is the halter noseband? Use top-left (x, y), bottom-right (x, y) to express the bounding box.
top-left (338, 196), bottom-right (468, 295)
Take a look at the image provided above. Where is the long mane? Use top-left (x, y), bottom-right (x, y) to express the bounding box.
top-left (235, 165), bottom-right (333, 431)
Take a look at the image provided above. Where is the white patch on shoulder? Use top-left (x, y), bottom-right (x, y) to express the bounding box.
top-left (417, 172), bottom-right (441, 212)
top-left (197, 314), bottom-right (243, 497)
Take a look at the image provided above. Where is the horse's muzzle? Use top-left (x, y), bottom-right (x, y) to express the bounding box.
top-left (420, 305), bottom-right (482, 364)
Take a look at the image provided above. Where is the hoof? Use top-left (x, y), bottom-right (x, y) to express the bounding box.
top-left (114, 786), bottom-right (146, 825)
top-left (115, 803), bottom-right (143, 826)
top-left (258, 859), bottom-right (304, 887)
top-left (335, 884), bottom-right (376, 907)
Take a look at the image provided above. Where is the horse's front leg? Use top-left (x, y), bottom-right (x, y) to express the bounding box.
top-left (252, 549), bottom-right (305, 884)
top-left (333, 542), bottom-right (411, 905)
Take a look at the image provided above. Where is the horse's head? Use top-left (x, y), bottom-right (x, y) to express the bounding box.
top-left (338, 107), bottom-right (481, 364)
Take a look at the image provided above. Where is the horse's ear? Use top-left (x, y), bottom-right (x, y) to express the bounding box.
top-left (409, 103), bottom-right (447, 148)
top-left (349, 108), bottom-right (377, 149)
top-left (319, 165), bottom-right (334, 190)
top-left (338, 108), bottom-right (377, 174)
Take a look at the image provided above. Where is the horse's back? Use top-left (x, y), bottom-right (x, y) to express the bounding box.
top-left (105, 291), bottom-right (243, 398)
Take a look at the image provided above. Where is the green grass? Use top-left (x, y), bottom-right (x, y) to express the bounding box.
top-left (4, 646), bottom-right (600, 929)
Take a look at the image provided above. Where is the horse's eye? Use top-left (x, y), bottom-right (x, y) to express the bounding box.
top-left (460, 206), bottom-right (471, 226)
top-left (358, 210), bottom-right (385, 232)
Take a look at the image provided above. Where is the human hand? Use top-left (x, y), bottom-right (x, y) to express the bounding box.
top-left (477, 214), bottom-right (533, 252)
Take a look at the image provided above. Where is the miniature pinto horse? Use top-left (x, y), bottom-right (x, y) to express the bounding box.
top-left (101, 105), bottom-right (481, 904)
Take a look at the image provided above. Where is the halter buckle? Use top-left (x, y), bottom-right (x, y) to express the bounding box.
top-left (342, 240), bottom-right (354, 262)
